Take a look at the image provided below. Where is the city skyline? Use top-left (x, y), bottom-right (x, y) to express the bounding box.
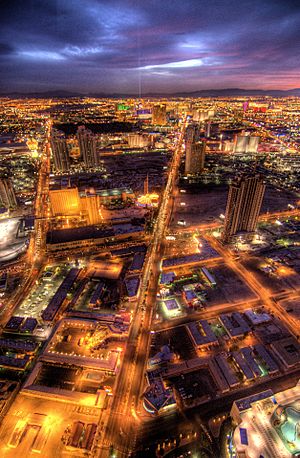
top-left (1, 1), bottom-right (300, 457)
top-left (1, 0), bottom-right (300, 94)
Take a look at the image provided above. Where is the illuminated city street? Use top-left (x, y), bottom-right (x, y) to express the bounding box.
top-left (1, 2), bottom-right (300, 458)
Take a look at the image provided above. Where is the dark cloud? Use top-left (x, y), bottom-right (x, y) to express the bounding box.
top-left (0, 43), bottom-right (15, 56)
top-left (0, 0), bottom-right (299, 92)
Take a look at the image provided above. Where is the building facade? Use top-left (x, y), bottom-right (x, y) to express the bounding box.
top-left (49, 187), bottom-right (81, 217)
top-left (50, 130), bottom-right (70, 172)
top-left (0, 178), bottom-right (17, 208)
top-left (222, 174), bottom-right (265, 242)
top-left (77, 126), bottom-right (98, 168)
top-left (185, 125), bottom-right (206, 174)
top-left (152, 104), bottom-right (167, 126)
top-left (234, 135), bottom-right (259, 154)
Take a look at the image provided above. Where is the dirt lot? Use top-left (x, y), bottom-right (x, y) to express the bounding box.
top-left (171, 185), bottom-right (298, 227)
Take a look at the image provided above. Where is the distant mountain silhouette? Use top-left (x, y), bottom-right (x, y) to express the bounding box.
top-left (1, 88), bottom-right (300, 98)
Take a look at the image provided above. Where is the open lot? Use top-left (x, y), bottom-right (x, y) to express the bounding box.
top-left (102, 150), bottom-right (170, 193)
top-left (171, 185), bottom-right (298, 227)
top-left (279, 298), bottom-right (300, 323)
top-left (242, 256), bottom-right (300, 294)
top-left (204, 264), bottom-right (257, 307)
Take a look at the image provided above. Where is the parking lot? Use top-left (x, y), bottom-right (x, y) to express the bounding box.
top-left (15, 264), bottom-right (72, 321)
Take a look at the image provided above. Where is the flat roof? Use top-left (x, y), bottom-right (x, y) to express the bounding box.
top-left (46, 222), bottom-right (144, 244)
top-left (187, 320), bottom-right (218, 346)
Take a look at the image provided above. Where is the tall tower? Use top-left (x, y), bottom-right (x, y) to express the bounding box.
top-left (0, 178), bottom-right (17, 208)
top-left (222, 174), bottom-right (265, 242)
top-left (185, 142), bottom-right (206, 174)
top-left (185, 125), bottom-right (205, 174)
top-left (185, 125), bottom-right (199, 173)
top-left (152, 104), bottom-right (167, 125)
top-left (234, 135), bottom-right (259, 154)
top-left (205, 121), bottom-right (211, 138)
top-left (247, 136), bottom-right (259, 154)
top-left (50, 129), bottom-right (70, 172)
top-left (77, 126), bottom-right (98, 169)
top-left (234, 135), bottom-right (249, 154)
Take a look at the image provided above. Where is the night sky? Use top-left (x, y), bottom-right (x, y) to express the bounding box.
top-left (1, 0), bottom-right (299, 94)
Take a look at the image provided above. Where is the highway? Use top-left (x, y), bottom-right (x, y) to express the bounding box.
top-left (98, 118), bottom-right (187, 458)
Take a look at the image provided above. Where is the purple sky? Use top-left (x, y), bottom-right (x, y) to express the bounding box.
top-left (1, 0), bottom-right (299, 93)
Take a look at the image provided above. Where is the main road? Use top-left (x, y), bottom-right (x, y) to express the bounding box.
top-left (98, 118), bottom-right (187, 458)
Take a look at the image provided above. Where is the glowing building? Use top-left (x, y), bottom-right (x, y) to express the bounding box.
top-left (185, 125), bottom-right (206, 174)
top-left (222, 174), bottom-right (265, 242)
top-left (234, 135), bottom-right (260, 154)
top-left (0, 178), bottom-right (17, 208)
top-left (50, 129), bottom-right (70, 172)
top-left (152, 104), bottom-right (167, 125)
top-left (77, 126), bottom-right (98, 168)
top-left (49, 187), bottom-right (81, 217)
top-left (231, 380), bottom-right (300, 457)
top-left (80, 188), bottom-right (101, 225)
top-left (127, 133), bottom-right (149, 148)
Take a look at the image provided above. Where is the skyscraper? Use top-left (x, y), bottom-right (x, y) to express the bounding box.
top-left (247, 136), bottom-right (259, 153)
top-left (205, 121), bottom-right (211, 138)
top-left (77, 126), bottom-right (98, 168)
top-left (50, 129), bottom-right (70, 172)
top-left (152, 104), bottom-right (167, 125)
top-left (234, 135), bottom-right (259, 154)
top-left (185, 125), bottom-right (205, 174)
top-left (234, 135), bottom-right (249, 154)
top-left (0, 178), bottom-right (17, 208)
top-left (222, 174), bottom-right (265, 242)
top-left (185, 141), bottom-right (206, 174)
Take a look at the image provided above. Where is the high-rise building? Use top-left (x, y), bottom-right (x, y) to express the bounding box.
top-left (77, 126), bottom-right (98, 168)
top-left (185, 125), bottom-right (205, 174)
top-left (205, 121), bottom-right (211, 138)
top-left (50, 129), bottom-right (70, 172)
top-left (152, 104), bottom-right (167, 125)
top-left (49, 187), bottom-right (81, 217)
top-left (185, 124), bottom-right (201, 151)
top-left (222, 174), bottom-right (265, 242)
top-left (0, 178), bottom-right (17, 208)
top-left (127, 134), bottom-right (149, 148)
top-left (234, 135), bottom-right (259, 154)
top-left (247, 136), bottom-right (259, 153)
top-left (80, 188), bottom-right (101, 225)
top-left (234, 135), bottom-right (249, 154)
top-left (185, 142), bottom-right (206, 175)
